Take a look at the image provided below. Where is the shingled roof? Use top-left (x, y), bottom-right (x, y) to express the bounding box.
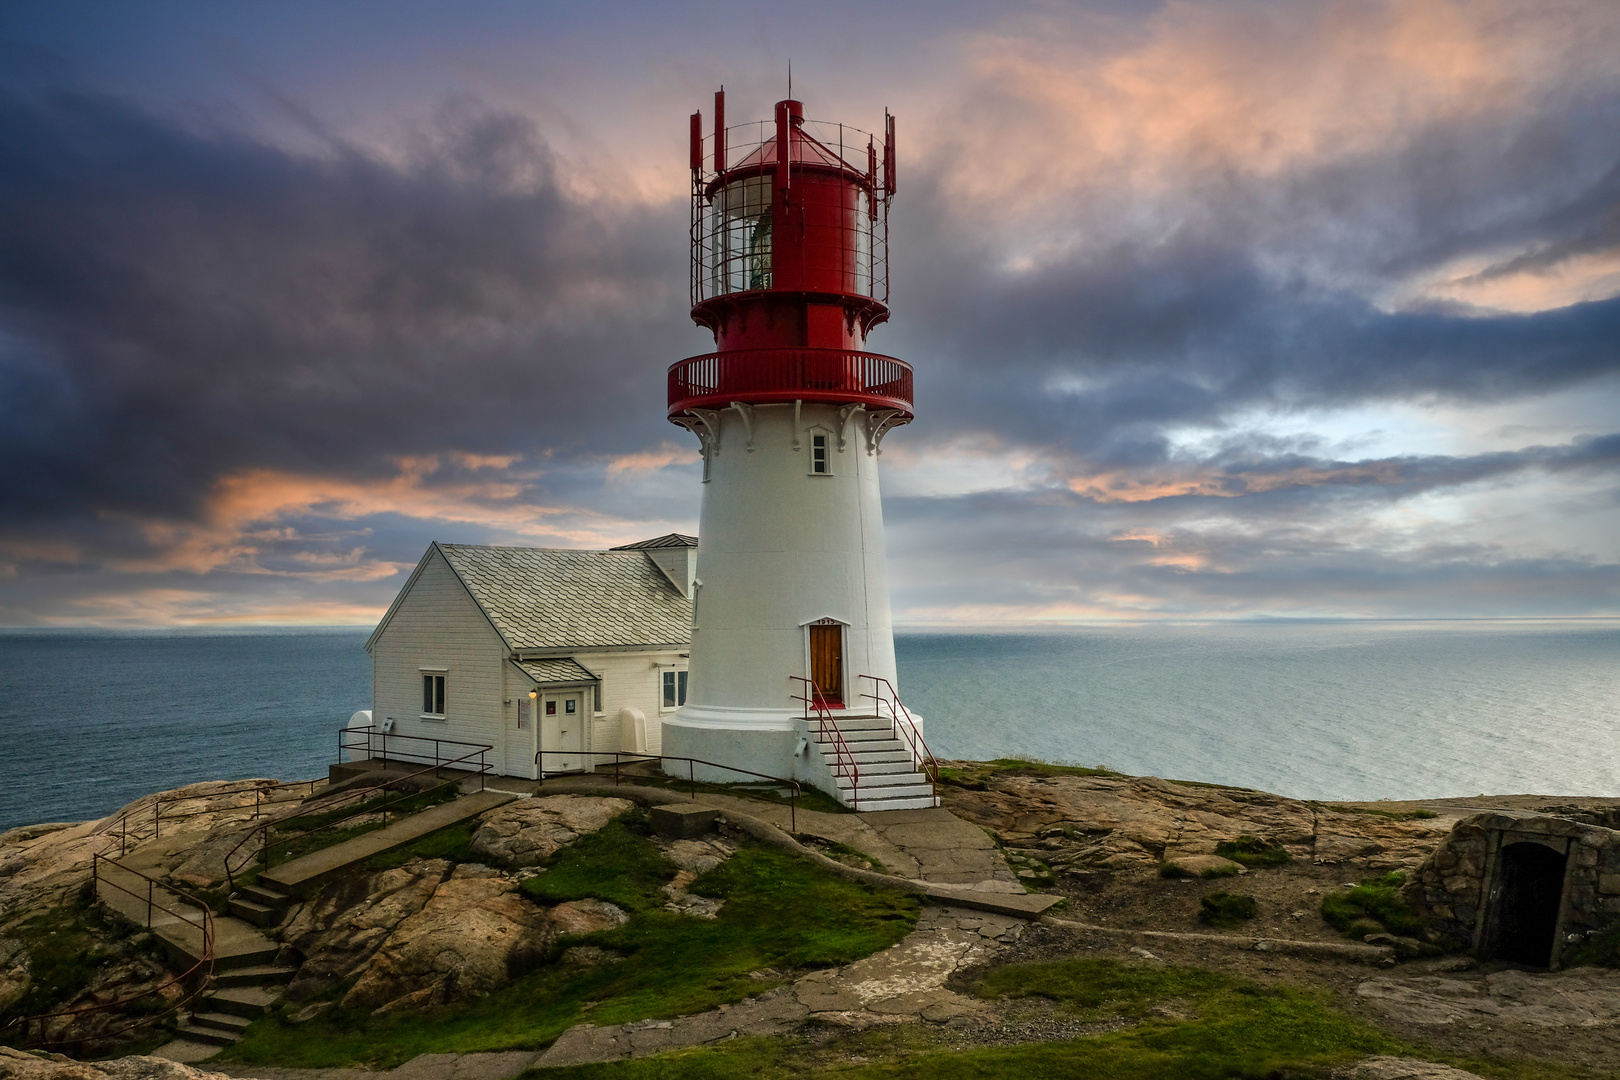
top-left (610, 533), bottom-right (696, 550)
top-left (435, 543), bottom-right (692, 650)
top-left (513, 657), bottom-right (600, 684)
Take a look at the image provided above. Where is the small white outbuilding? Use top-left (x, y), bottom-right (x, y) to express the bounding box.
top-left (364, 534), bottom-right (695, 779)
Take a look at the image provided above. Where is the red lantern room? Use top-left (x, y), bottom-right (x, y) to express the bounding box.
top-left (669, 92), bottom-right (913, 424)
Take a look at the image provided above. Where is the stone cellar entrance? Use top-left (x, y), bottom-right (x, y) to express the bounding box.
top-left (1409, 810), bottom-right (1620, 970)
top-left (1484, 841), bottom-right (1569, 967)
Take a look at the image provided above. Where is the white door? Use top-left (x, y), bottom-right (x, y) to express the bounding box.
top-left (504, 694), bottom-right (537, 779)
top-left (539, 691), bottom-right (585, 774)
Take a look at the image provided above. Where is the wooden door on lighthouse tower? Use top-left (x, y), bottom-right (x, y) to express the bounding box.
top-left (810, 621), bottom-right (844, 706)
top-left (539, 691), bottom-right (585, 774)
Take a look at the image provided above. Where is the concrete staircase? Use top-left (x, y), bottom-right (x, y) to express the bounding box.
top-left (811, 714), bottom-right (939, 811)
top-left (123, 787), bottom-right (512, 1055)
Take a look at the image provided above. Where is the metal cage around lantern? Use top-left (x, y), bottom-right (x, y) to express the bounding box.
top-left (689, 114), bottom-right (894, 309)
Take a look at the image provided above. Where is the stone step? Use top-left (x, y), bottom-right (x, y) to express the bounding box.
top-left (240, 883), bottom-right (291, 908)
top-left (818, 737), bottom-right (906, 755)
top-left (827, 716), bottom-right (892, 731)
top-left (837, 781), bottom-right (934, 800)
top-left (850, 794), bottom-right (941, 812)
top-left (838, 729), bottom-right (905, 744)
top-left (189, 1010), bottom-right (254, 1035)
top-left (204, 985), bottom-right (280, 1019)
top-left (850, 759), bottom-right (923, 775)
top-left (227, 897), bottom-right (281, 927)
top-left (834, 770), bottom-right (929, 787)
top-left (210, 964), bottom-right (297, 988)
top-left (173, 1021), bottom-right (242, 1047)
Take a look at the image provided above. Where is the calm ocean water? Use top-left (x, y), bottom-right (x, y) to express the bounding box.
top-left (0, 620), bottom-right (1615, 830)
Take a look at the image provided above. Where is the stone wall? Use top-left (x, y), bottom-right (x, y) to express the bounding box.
top-left (1405, 811), bottom-right (1620, 964)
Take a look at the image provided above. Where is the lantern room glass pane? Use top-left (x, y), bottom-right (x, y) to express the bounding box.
top-left (711, 176), bottom-right (772, 295)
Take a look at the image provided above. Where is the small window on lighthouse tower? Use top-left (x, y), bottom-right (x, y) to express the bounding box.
top-left (810, 432), bottom-right (830, 475)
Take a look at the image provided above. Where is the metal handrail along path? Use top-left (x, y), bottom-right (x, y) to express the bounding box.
top-left (224, 737), bottom-right (492, 892)
top-left (7, 856), bottom-right (216, 1050)
top-left (536, 749), bottom-right (801, 833)
top-left (100, 777), bottom-right (324, 857)
top-left (858, 674), bottom-right (939, 784)
top-left (790, 675), bottom-right (859, 806)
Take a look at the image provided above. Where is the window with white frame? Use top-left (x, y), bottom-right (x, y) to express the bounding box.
top-left (809, 431), bottom-right (831, 475)
top-left (421, 672), bottom-right (446, 717)
top-left (661, 669), bottom-right (688, 709)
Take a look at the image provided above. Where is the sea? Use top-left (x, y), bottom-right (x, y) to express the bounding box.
top-left (0, 620), bottom-right (1616, 832)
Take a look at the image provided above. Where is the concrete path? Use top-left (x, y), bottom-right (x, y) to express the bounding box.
top-left (261, 790), bottom-right (514, 893)
top-left (534, 906), bottom-right (1026, 1068)
top-left (224, 1052), bottom-right (545, 1080)
top-left (536, 777), bottom-right (1023, 893)
top-left (189, 909), bottom-right (1024, 1078)
top-left (95, 859), bottom-right (278, 969)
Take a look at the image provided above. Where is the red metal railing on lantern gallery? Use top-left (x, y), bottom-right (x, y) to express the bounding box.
top-left (668, 347), bottom-right (913, 416)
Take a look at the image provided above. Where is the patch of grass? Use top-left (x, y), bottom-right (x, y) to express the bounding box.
top-left (520, 813), bottom-right (674, 913)
top-left (595, 773), bottom-right (849, 816)
top-left (795, 836), bottom-right (887, 874)
top-left (1200, 890), bottom-right (1258, 929)
top-left (1158, 862), bottom-right (1191, 879)
top-left (1199, 864), bottom-right (1241, 879)
top-left (1214, 834), bottom-right (1291, 868)
top-left (220, 842), bottom-right (919, 1069)
top-left (0, 899), bottom-right (118, 1023)
top-left (521, 1031), bottom-right (1620, 1080)
top-left (1564, 922), bottom-right (1620, 969)
top-left (1321, 803), bottom-right (1440, 821)
top-left (275, 781), bottom-right (459, 833)
top-left (263, 783), bottom-right (466, 869)
top-left (1321, 871), bottom-right (1425, 938)
top-left (354, 820), bottom-right (479, 873)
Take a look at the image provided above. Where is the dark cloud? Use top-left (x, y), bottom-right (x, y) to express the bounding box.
top-left (2, 2), bottom-right (1619, 623)
top-left (0, 86), bottom-right (692, 535)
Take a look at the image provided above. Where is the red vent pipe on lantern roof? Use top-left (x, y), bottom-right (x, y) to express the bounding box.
top-left (714, 89), bottom-right (726, 172)
top-left (883, 112), bottom-right (896, 196)
top-left (775, 100), bottom-right (790, 193)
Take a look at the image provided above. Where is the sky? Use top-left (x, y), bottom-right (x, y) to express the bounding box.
top-left (0, 0), bottom-right (1617, 627)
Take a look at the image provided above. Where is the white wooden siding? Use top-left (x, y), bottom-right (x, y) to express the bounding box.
top-left (370, 549), bottom-right (508, 774)
top-left (578, 650), bottom-right (684, 758)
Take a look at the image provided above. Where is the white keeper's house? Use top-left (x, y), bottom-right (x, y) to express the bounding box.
top-left (364, 534), bottom-right (695, 779)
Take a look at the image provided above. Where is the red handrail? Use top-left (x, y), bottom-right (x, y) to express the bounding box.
top-left (859, 674), bottom-right (938, 787)
top-left (669, 347), bottom-right (913, 416)
top-left (790, 676), bottom-right (859, 806)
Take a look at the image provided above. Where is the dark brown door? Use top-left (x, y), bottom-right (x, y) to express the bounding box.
top-left (810, 623), bottom-right (843, 705)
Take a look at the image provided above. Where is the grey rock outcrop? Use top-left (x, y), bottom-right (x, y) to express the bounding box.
top-left (0, 1048), bottom-right (266, 1080)
top-left (282, 859), bottom-right (453, 1002)
top-left (469, 796), bottom-right (634, 868)
top-left (341, 865), bottom-right (554, 1014)
top-left (942, 772), bottom-right (1449, 872)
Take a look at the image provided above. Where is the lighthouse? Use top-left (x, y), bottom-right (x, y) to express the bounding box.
top-left (662, 91), bottom-right (937, 811)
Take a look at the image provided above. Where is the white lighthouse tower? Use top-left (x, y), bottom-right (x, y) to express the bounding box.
top-left (661, 92), bottom-right (936, 810)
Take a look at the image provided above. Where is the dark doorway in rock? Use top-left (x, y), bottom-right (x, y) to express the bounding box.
top-left (1489, 842), bottom-right (1567, 967)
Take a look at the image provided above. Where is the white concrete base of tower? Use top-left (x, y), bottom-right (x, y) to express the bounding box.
top-left (660, 704), bottom-right (798, 784)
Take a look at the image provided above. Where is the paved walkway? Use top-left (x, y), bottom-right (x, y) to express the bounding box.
top-left (95, 858), bottom-right (278, 969)
top-left (536, 906), bottom-right (1025, 1067)
top-left (532, 776), bottom-right (1024, 893)
top-left (262, 790), bottom-right (514, 893)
